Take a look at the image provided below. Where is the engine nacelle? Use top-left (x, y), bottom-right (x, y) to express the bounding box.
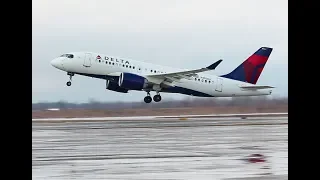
top-left (118, 72), bottom-right (148, 90)
top-left (106, 80), bottom-right (128, 93)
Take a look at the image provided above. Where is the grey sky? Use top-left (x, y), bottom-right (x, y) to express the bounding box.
top-left (32, 0), bottom-right (288, 103)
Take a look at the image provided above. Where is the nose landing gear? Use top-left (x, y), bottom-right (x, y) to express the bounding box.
top-left (66, 72), bottom-right (74, 86)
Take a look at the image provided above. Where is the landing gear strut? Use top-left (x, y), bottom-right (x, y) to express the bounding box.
top-left (66, 72), bottom-right (74, 86)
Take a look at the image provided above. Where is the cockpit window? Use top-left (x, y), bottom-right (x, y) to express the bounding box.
top-left (60, 54), bottom-right (74, 58)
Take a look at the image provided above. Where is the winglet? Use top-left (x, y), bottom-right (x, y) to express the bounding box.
top-left (206, 59), bottom-right (223, 70)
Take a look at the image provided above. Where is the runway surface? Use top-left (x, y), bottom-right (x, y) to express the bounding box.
top-left (32, 116), bottom-right (288, 180)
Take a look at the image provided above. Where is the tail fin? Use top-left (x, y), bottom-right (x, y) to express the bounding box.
top-left (220, 47), bottom-right (273, 84)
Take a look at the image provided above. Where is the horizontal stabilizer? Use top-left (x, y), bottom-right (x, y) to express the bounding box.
top-left (240, 85), bottom-right (274, 90)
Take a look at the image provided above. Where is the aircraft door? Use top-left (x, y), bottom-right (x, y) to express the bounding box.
top-left (215, 77), bottom-right (223, 92)
top-left (83, 53), bottom-right (92, 67)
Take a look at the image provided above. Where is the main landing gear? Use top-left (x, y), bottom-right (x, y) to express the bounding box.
top-left (144, 92), bottom-right (162, 103)
top-left (153, 94), bottom-right (161, 102)
top-left (144, 93), bottom-right (152, 103)
top-left (66, 72), bottom-right (74, 86)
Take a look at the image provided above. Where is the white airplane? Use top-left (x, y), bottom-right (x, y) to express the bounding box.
top-left (50, 47), bottom-right (274, 103)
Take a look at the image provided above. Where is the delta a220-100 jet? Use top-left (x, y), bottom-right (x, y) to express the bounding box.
top-left (50, 47), bottom-right (275, 103)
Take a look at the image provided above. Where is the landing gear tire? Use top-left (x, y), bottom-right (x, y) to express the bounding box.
top-left (153, 94), bottom-right (161, 102)
top-left (66, 81), bottom-right (72, 86)
top-left (144, 96), bottom-right (152, 103)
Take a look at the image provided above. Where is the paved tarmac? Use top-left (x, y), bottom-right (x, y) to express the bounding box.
top-left (32, 116), bottom-right (288, 180)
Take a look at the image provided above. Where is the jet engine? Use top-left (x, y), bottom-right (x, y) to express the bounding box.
top-left (106, 80), bottom-right (128, 93)
top-left (118, 72), bottom-right (148, 90)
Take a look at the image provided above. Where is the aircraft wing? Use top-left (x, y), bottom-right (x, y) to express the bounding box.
top-left (240, 85), bottom-right (275, 90)
top-left (147, 59), bottom-right (223, 83)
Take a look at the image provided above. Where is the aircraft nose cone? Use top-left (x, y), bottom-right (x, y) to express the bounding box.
top-left (50, 58), bottom-right (63, 69)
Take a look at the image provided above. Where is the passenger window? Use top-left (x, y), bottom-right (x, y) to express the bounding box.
top-left (123, 64), bottom-right (125, 67)
top-left (129, 66), bottom-right (131, 68)
top-left (209, 81), bottom-right (211, 83)
top-left (109, 62), bottom-right (111, 64)
top-left (112, 62), bottom-right (114, 65)
top-left (133, 66), bottom-right (135, 69)
top-left (205, 80), bottom-right (207, 83)
top-left (126, 65), bottom-right (128, 68)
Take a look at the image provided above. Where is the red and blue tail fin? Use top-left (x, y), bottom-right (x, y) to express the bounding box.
top-left (220, 47), bottom-right (273, 84)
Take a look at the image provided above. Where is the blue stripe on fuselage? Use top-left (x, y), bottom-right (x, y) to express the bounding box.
top-left (161, 86), bottom-right (213, 97)
top-left (74, 72), bottom-right (214, 97)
